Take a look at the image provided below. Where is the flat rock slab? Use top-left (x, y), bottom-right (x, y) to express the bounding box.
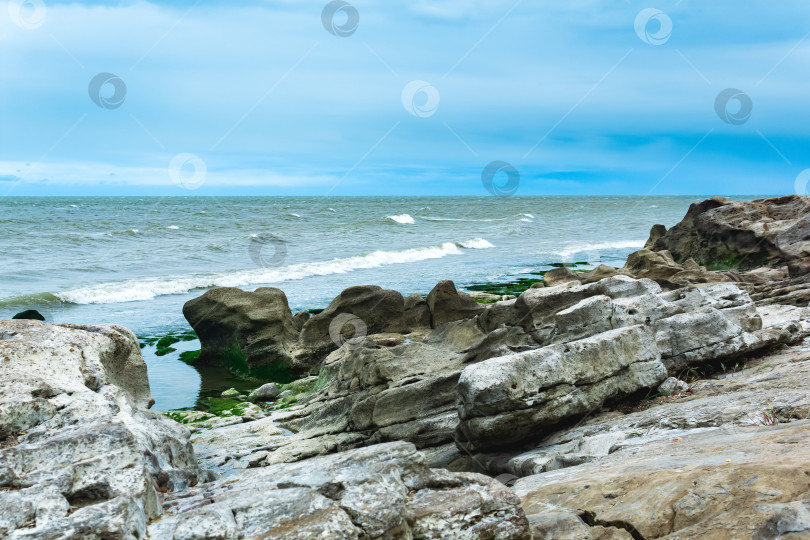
top-left (150, 441), bottom-right (532, 539)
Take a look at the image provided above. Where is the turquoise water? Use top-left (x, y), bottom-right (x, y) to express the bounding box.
top-left (1, 196), bottom-right (707, 409)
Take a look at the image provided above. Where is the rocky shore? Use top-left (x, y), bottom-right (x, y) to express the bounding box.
top-left (4, 195), bottom-right (810, 539)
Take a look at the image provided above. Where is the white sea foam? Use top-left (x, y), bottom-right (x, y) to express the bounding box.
top-left (167, 225), bottom-right (179, 230)
top-left (55, 241), bottom-right (471, 305)
top-left (519, 213), bottom-right (535, 219)
top-left (388, 214), bottom-right (415, 224)
top-left (423, 216), bottom-right (507, 222)
top-left (457, 238), bottom-right (495, 249)
top-left (520, 218), bottom-right (533, 223)
top-left (288, 213), bottom-right (301, 217)
top-left (556, 240), bottom-right (645, 259)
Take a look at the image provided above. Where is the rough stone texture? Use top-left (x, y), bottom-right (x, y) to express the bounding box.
top-left (0, 320), bottom-right (202, 539)
top-left (182, 287), bottom-right (299, 376)
top-left (645, 195), bottom-right (810, 275)
top-left (455, 276), bottom-right (796, 451)
top-left (149, 441), bottom-right (531, 540)
top-left (542, 267), bottom-right (580, 287)
top-left (293, 285), bottom-right (424, 372)
top-left (512, 338), bottom-right (810, 538)
top-left (426, 280), bottom-right (485, 328)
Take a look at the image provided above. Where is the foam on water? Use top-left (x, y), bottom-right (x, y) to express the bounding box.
top-left (388, 214), bottom-right (415, 224)
top-left (54, 240), bottom-right (480, 304)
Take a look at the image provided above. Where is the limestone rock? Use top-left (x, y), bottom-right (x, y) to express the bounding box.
top-left (0, 320), bottom-right (202, 539)
top-left (150, 442), bottom-right (532, 539)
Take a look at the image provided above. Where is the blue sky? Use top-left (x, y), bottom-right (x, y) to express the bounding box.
top-left (1, 0), bottom-right (808, 196)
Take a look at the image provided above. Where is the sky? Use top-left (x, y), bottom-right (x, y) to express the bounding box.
top-left (0, 0), bottom-right (808, 196)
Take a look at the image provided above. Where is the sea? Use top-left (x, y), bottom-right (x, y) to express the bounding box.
top-left (1, 196), bottom-right (716, 410)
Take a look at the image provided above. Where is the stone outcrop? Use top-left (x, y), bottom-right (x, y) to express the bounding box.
top-left (645, 195), bottom-right (810, 276)
top-left (150, 441), bottom-right (531, 539)
top-left (455, 277), bottom-right (794, 451)
top-left (183, 287), bottom-right (300, 379)
top-left (0, 320), bottom-right (202, 538)
top-left (512, 332), bottom-right (810, 539)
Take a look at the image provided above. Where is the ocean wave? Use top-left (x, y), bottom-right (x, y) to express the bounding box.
top-left (518, 213), bottom-right (535, 219)
top-left (0, 292), bottom-right (64, 309)
top-left (520, 218), bottom-right (533, 223)
top-left (555, 240), bottom-right (645, 259)
top-left (50, 241), bottom-right (482, 305)
top-left (457, 238), bottom-right (495, 249)
top-left (423, 216), bottom-right (507, 222)
top-left (387, 214), bottom-right (415, 225)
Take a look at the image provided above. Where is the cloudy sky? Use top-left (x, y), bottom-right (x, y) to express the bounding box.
top-left (1, 0), bottom-right (808, 196)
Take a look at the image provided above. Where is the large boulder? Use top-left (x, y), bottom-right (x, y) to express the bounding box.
top-left (0, 320), bottom-right (202, 538)
top-left (149, 441), bottom-right (532, 539)
top-left (426, 280), bottom-right (485, 328)
top-left (645, 195), bottom-right (810, 276)
top-left (183, 287), bottom-right (300, 380)
top-left (294, 285), bottom-right (428, 372)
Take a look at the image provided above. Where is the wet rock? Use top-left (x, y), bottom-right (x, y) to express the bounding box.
top-left (183, 287), bottom-right (300, 379)
top-left (11, 309), bottom-right (45, 321)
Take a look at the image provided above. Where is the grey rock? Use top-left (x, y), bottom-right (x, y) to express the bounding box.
top-left (542, 266), bottom-right (579, 287)
top-left (0, 320), bottom-right (201, 539)
top-left (220, 388), bottom-right (241, 398)
top-left (292, 310), bottom-right (310, 332)
top-left (150, 441), bottom-right (531, 539)
top-left (248, 382), bottom-right (280, 402)
top-left (657, 376), bottom-right (690, 396)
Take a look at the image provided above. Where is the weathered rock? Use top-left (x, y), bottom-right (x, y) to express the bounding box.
top-left (0, 320), bottom-right (202, 539)
top-left (646, 195), bottom-right (810, 275)
top-left (182, 287), bottom-right (300, 379)
top-left (426, 280), bottom-right (485, 328)
top-left (248, 382), bottom-right (281, 402)
top-left (151, 442), bottom-right (532, 539)
top-left (454, 277), bottom-right (793, 451)
top-left (221, 387), bottom-right (241, 398)
top-left (292, 310), bottom-right (310, 332)
top-left (542, 267), bottom-right (579, 287)
top-left (657, 376), bottom-right (689, 396)
top-left (294, 285), bottom-right (421, 372)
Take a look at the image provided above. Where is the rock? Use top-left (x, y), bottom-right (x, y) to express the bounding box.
top-left (646, 195), bottom-right (810, 275)
top-left (221, 387), bottom-right (241, 398)
top-left (182, 287), bottom-right (300, 380)
top-left (577, 264), bottom-right (628, 284)
top-left (11, 309), bottom-right (45, 321)
top-left (150, 441), bottom-right (531, 539)
top-left (0, 320), bottom-right (202, 538)
top-left (248, 382), bottom-right (281, 402)
top-left (514, 415), bottom-right (810, 539)
top-left (657, 376), bottom-right (690, 396)
top-left (542, 267), bottom-right (579, 287)
top-left (292, 310), bottom-right (310, 331)
top-left (454, 277), bottom-right (792, 451)
top-left (425, 280), bottom-right (485, 328)
top-left (294, 285), bottom-right (421, 372)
